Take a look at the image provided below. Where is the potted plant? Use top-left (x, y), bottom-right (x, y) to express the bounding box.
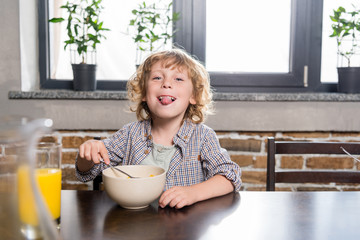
top-left (49, 0), bottom-right (109, 91)
top-left (330, 5), bottom-right (360, 93)
top-left (129, 1), bottom-right (180, 67)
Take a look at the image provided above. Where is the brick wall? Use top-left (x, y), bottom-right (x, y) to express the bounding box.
top-left (43, 130), bottom-right (360, 191)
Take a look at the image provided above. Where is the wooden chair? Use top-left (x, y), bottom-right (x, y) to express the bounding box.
top-left (266, 137), bottom-right (360, 191)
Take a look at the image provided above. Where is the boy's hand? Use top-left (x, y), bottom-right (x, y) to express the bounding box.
top-left (158, 186), bottom-right (198, 209)
top-left (79, 140), bottom-right (110, 164)
top-left (158, 175), bottom-right (234, 209)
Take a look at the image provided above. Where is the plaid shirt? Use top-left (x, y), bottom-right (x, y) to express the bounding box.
top-left (76, 119), bottom-right (242, 191)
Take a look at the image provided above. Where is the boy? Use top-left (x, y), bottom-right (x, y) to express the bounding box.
top-left (76, 49), bottom-right (241, 209)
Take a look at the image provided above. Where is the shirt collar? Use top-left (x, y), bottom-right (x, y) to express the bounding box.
top-left (141, 120), bottom-right (152, 146)
top-left (175, 119), bottom-right (195, 145)
top-left (141, 119), bottom-right (195, 145)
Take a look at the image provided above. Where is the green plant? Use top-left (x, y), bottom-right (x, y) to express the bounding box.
top-left (49, 0), bottom-right (109, 64)
top-left (330, 5), bottom-right (360, 67)
top-left (129, 1), bottom-right (180, 53)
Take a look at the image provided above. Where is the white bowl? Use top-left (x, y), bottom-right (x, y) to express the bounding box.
top-left (102, 165), bottom-right (166, 209)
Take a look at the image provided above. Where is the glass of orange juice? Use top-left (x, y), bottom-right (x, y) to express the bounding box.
top-left (18, 142), bottom-right (62, 238)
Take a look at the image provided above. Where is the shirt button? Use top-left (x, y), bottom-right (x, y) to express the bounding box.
top-left (148, 135), bottom-right (152, 140)
top-left (184, 136), bottom-right (188, 139)
top-left (144, 150), bottom-right (149, 154)
top-left (144, 133), bottom-right (148, 137)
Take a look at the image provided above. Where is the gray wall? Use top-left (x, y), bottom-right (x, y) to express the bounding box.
top-left (1, 1), bottom-right (360, 132)
top-left (1, 1), bottom-right (21, 97)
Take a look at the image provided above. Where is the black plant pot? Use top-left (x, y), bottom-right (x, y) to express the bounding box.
top-left (71, 64), bottom-right (97, 91)
top-left (337, 67), bottom-right (360, 93)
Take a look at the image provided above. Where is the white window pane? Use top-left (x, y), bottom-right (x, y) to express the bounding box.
top-left (48, 0), bottom-right (173, 81)
top-left (321, 0), bottom-right (360, 83)
top-left (206, 0), bottom-right (291, 73)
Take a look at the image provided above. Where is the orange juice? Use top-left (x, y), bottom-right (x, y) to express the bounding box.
top-left (18, 165), bottom-right (62, 225)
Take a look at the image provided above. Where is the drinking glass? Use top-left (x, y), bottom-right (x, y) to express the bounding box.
top-left (18, 142), bottom-right (62, 238)
top-left (36, 142), bottom-right (62, 227)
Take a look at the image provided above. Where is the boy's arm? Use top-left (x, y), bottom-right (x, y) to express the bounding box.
top-left (158, 175), bottom-right (234, 209)
top-left (75, 124), bottom-right (132, 182)
top-left (76, 140), bottom-right (110, 172)
top-left (76, 156), bottom-right (95, 172)
top-left (201, 128), bottom-right (242, 192)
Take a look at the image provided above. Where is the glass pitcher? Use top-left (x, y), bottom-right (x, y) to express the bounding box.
top-left (0, 116), bottom-right (61, 240)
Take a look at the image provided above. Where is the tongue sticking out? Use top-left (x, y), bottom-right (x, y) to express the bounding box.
top-left (159, 96), bottom-right (174, 105)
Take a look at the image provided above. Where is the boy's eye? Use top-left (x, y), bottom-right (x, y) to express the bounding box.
top-left (153, 76), bottom-right (161, 80)
top-left (175, 78), bottom-right (183, 82)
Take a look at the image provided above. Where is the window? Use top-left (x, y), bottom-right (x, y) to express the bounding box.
top-left (39, 0), bottom-right (173, 90)
top-left (47, 1), bottom-right (141, 81)
top-left (206, 1), bottom-right (291, 73)
top-left (39, 0), bottom-right (338, 92)
top-left (173, 0), bottom-right (336, 92)
top-left (321, 0), bottom-right (360, 83)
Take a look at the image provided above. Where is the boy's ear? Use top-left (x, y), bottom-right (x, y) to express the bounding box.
top-left (189, 95), bottom-right (196, 105)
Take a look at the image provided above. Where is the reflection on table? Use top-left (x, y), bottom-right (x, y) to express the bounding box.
top-left (60, 190), bottom-right (360, 240)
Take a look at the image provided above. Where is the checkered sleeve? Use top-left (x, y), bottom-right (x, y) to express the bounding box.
top-left (75, 125), bottom-right (130, 182)
top-left (201, 128), bottom-right (242, 191)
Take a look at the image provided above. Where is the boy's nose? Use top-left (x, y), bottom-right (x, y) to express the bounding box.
top-left (161, 78), bottom-right (172, 88)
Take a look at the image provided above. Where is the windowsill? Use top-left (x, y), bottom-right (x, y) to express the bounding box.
top-left (8, 90), bottom-right (360, 102)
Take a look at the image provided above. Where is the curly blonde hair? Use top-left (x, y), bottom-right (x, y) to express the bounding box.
top-left (127, 48), bottom-right (213, 124)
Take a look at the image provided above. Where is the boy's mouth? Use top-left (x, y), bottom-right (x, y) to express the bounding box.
top-left (158, 95), bottom-right (176, 105)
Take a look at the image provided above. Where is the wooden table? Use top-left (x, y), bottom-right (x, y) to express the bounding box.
top-left (60, 190), bottom-right (360, 240)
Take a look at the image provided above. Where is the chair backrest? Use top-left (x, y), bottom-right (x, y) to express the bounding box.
top-left (266, 137), bottom-right (360, 191)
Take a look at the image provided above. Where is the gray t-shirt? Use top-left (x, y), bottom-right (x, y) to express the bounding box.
top-left (140, 142), bottom-right (176, 172)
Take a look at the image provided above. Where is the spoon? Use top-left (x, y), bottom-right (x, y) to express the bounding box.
top-left (100, 159), bottom-right (138, 178)
top-left (340, 147), bottom-right (360, 162)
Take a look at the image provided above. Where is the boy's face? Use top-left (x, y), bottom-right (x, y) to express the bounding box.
top-left (143, 61), bottom-right (196, 122)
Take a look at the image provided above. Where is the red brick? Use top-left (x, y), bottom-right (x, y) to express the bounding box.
top-left (62, 152), bottom-right (78, 164)
top-left (4, 145), bottom-right (17, 155)
top-left (336, 182), bottom-right (359, 186)
top-left (62, 136), bottom-right (83, 148)
top-left (219, 138), bottom-right (261, 152)
top-left (62, 136), bottom-right (93, 148)
top-left (0, 176), bottom-right (16, 192)
top-left (306, 157), bottom-right (354, 169)
top-left (39, 136), bottom-right (57, 143)
top-left (281, 156), bottom-right (304, 169)
top-left (253, 155), bottom-right (267, 168)
top-left (281, 132), bottom-right (331, 138)
top-left (61, 167), bottom-right (78, 182)
top-left (241, 171), bottom-right (266, 184)
top-left (0, 157), bottom-right (17, 175)
top-left (332, 132), bottom-right (360, 137)
top-left (231, 155), bottom-right (253, 167)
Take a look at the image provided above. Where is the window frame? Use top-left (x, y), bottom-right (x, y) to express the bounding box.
top-left (38, 0), bottom-right (337, 92)
top-left (173, 0), bottom-right (337, 93)
top-left (38, 0), bottom-right (127, 90)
